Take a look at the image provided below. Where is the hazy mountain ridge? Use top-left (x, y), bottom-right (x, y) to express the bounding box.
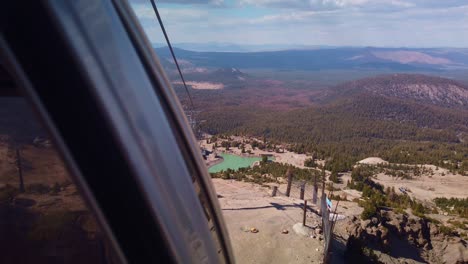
top-left (154, 47), bottom-right (468, 72)
top-left (152, 42), bottom-right (329, 52)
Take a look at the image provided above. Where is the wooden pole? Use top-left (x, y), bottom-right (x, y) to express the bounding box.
top-left (286, 169), bottom-right (293, 197)
top-left (313, 175), bottom-right (318, 204)
top-left (300, 183), bottom-right (305, 200)
top-left (271, 186), bottom-right (278, 197)
top-left (16, 147), bottom-right (25, 193)
top-left (302, 200), bottom-right (307, 226)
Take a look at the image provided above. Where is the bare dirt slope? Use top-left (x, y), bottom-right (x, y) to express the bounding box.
top-left (373, 165), bottom-right (468, 202)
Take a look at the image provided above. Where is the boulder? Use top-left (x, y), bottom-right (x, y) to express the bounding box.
top-left (429, 222), bottom-right (438, 236)
top-left (381, 228), bottom-right (389, 241)
top-left (316, 228), bottom-right (322, 235)
top-left (443, 239), bottom-right (468, 263)
top-left (371, 217), bottom-right (380, 226)
top-left (360, 219), bottom-right (371, 229)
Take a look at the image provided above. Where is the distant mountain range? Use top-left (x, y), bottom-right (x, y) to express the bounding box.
top-left (154, 47), bottom-right (468, 72)
top-left (152, 42), bottom-right (331, 52)
top-left (159, 44), bottom-right (468, 171)
top-left (155, 44), bottom-right (468, 149)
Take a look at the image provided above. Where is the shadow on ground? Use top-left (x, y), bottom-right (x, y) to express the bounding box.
top-left (222, 202), bottom-right (319, 214)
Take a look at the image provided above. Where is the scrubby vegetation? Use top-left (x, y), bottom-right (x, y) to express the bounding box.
top-left (434, 197), bottom-right (468, 218)
top-left (376, 164), bottom-right (435, 179)
top-left (447, 219), bottom-right (468, 230)
top-left (346, 166), bottom-right (431, 220)
top-left (210, 161), bottom-right (321, 184)
top-left (439, 225), bottom-right (456, 236)
top-left (345, 236), bottom-right (383, 264)
top-left (329, 170), bottom-right (341, 183)
top-left (304, 158), bottom-right (317, 168)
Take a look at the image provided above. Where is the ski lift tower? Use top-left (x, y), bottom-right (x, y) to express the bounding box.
top-left (183, 104), bottom-right (204, 140)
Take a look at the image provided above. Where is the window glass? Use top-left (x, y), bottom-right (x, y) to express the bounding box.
top-left (0, 96), bottom-right (117, 264)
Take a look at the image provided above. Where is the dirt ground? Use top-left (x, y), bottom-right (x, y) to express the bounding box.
top-left (212, 179), bottom-right (325, 264)
top-left (339, 164), bottom-right (468, 203)
top-left (372, 165), bottom-right (468, 202)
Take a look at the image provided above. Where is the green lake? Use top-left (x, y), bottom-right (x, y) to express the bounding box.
top-left (208, 153), bottom-right (274, 173)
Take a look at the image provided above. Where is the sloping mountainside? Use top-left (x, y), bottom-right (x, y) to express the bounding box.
top-left (211, 68), bottom-right (249, 81)
top-left (329, 95), bottom-right (468, 132)
top-left (326, 74), bottom-right (468, 109)
top-left (183, 67), bottom-right (250, 84)
top-left (199, 74), bottom-right (468, 171)
top-left (155, 47), bottom-right (468, 71)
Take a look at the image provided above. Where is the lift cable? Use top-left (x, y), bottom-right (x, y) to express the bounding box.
top-left (148, 0), bottom-right (195, 112)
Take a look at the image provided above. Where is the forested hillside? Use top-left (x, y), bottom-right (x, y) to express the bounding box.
top-left (326, 74), bottom-right (468, 109)
top-left (198, 74), bottom-right (468, 173)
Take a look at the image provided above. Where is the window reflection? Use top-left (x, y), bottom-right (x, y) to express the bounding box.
top-left (0, 97), bottom-right (116, 264)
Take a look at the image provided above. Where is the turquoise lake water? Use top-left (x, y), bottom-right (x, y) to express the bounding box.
top-left (208, 153), bottom-right (273, 173)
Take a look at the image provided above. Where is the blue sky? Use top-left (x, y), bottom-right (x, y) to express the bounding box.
top-left (130, 0), bottom-right (468, 47)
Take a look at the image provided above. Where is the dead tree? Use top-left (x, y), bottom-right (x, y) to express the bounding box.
top-left (302, 200), bottom-right (307, 226)
top-left (271, 186), bottom-right (278, 197)
top-left (312, 174), bottom-right (318, 204)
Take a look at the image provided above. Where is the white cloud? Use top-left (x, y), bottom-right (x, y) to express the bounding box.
top-left (129, 0), bottom-right (223, 4)
top-left (130, 1), bottom-right (468, 47)
top-left (389, 0), bottom-right (414, 8)
top-left (247, 11), bottom-right (322, 23)
top-left (239, 0), bottom-right (415, 9)
top-left (311, 0), bottom-right (369, 7)
top-left (132, 4), bottom-right (208, 21)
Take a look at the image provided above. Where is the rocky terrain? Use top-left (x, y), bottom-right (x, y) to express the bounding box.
top-left (343, 210), bottom-right (467, 263)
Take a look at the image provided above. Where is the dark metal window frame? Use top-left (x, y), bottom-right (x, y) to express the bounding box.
top-left (0, 0), bottom-right (233, 263)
